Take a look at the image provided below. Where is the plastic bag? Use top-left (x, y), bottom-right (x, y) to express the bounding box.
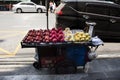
top-left (91, 36), bottom-right (104, 46)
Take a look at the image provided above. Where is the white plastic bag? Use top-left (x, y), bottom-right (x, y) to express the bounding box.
top-left (91, 36), bottom-right (104, 46)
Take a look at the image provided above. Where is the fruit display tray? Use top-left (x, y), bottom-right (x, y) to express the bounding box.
top-left (21, 41), bottom-right (92, 48)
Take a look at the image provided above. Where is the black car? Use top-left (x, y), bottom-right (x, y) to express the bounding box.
top-left (55, 0), bottom-right (120, 39)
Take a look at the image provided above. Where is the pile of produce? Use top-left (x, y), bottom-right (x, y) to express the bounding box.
top-left (64, 28), bottom-right (91, 42)
top-left (22, 27), bottom-right (91, 43)
top-left (22, 28), bottom-right (64, 43)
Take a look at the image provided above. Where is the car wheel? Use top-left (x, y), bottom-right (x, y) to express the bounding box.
top-left (37, 8), bottom-right (42, 13)
top-left (16, 8), bottom-right (22, 13)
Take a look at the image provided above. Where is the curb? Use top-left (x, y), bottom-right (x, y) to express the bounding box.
top-left (97, 54), bottom-right (120, 58)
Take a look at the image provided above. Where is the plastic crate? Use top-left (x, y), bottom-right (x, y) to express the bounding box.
top-left (66, 45), bottom-right (89, 66)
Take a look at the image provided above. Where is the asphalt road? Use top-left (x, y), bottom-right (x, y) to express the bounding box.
top-left (0, 11), bottom-right (55, 30)
top-left (0, 11), bottom-right (120, 80)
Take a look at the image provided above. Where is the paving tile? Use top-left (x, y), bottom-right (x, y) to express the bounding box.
top-left (105, 70), bottom-right (120, 78)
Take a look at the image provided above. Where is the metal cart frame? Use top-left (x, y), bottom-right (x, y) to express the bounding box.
top-left (21, 39), bottom-right (102, 74)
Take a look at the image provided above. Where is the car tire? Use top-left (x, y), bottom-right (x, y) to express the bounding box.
top-left (37, 8), bottom-right (42, 13)
top-left (16, 8), bottom-right (22, 13)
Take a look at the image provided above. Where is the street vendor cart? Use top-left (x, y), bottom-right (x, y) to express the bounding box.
top-left (21, 22), bottom-right (103, 74)
top-left (21, 0), bottom-right (103, 74)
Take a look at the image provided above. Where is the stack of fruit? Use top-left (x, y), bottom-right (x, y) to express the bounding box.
top-left (64, 28), bottom-right (74, 41)
top-left (64, 28), bottom-right (91, 42)
top-left (22, 28), bottom-right (65, 43)
top-left (74, 32), bottom-right (91, 42)
top-left (23, 29), bottom-right (43, 43)
top-left (49, 28), bottom-right (64, 42)
top-left (22, 27), bottom-right (91, 43)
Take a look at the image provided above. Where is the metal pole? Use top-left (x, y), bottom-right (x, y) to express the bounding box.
top-left (86, 22), bottom-right (96, 37)
top-left (46, 0), bottom-right (50, 30)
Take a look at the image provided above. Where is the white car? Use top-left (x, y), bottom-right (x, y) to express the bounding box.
top-left (12, 1), bottom-right (46, 13)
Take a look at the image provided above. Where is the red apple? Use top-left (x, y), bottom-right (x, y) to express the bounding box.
top-left (52, 38), bottom-right (57, 42)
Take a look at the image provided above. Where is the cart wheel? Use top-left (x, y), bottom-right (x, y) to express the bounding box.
top-left (55, 60), bottom-right (77, 74)
top-left (33, 62), bottom-right (41, 70)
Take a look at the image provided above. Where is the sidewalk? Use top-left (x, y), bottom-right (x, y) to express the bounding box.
top-left (0, 42), bottom-right (120, 80)
top-left (0, 58), bottom-right (120, 80)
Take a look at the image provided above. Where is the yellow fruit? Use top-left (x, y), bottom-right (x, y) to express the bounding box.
top-left (64, 33), bottom-right (74, 41)
top-left (79, 32), bottom-right (84, 36)
top-left (75, 37), bottom-right (80, 41)
top-left (64, 27), bottom-right (70, 32)
top-left (74, 35), bottom-right (78, 41)
top-left (88, 36), bottom-right (91, 39)
top-left (69, 37), bottom-right (74, 41)
top-left (65, 31), bottom-right (91, 42)
top-left (67, 31), bottom-right (72, 34)
top-left (85, 37), bottom-right (89, 41)
top-left (74, 32), bottom-right (79, 36)
top-left (85, 33), bottom-right (90, 36)
top-left (81, 35), bottom-right (86, 38)
top-left (81, 38), bottom-right (85, 41)
top-left (85, 36), bottom-right (91, 41)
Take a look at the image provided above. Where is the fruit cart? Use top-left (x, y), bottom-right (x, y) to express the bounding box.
top-left (21, 22), bottom-right (103, 74)
top-left (20, 0), bottom-right (103, 74)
